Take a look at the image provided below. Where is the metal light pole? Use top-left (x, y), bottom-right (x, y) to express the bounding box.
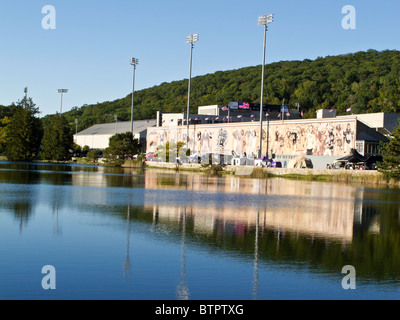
top-left (185, 34), bottom-right (199, 148)
top-left (258, 13), bottom-right (273, 158)
top-left (130, 57), bottom-right (139, 135)
top-left (58, 89), bottom-right (68, 114)
top-left (24, 87), bottom-right (28, 108)
top-left (75, 119), bottom-right (78, 134)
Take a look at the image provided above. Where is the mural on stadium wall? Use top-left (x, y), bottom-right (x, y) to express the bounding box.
top-left (146, 121), bottom-right (356, 157)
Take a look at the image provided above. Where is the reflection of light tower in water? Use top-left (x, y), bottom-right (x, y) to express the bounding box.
top-left (53, 197), bottom-right (62, 236)
top-left (177, 207), bottom-right (190, 300)
top-left (54, 204), bottom-right (61, 235)
top-left (124, 205), bottom-right (131, 278)
top-left (253, 180), bottom-right (262, 300)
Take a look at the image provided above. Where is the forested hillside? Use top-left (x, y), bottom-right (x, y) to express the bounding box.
top-left (7, 49), bottom-right (400, 132)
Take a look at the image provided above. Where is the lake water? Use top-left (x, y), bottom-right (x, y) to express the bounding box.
top-left (0, 161), bottom-right (399, 300)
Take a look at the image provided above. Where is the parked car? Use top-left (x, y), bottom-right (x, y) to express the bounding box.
top-left (271, 161), bottom-right (282, 168)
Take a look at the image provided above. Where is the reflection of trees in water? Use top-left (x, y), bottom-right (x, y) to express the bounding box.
top-left (12, 201), bottom-right (33, 233)
top-left (0, 165), bottom-right (38, 232)
top-left (350, 203), bottom-right (400, 279)
top-left (0, 190), bottom-right (36, 233)
top-left (0, 162), bottom-right (148, 189)
top-left (0, 166), bottom-right (40, 185)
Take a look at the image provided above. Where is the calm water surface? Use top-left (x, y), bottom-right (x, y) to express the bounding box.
top-left (0, 161), bottom-right (399, 300)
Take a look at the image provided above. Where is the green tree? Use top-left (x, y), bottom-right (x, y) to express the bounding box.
top-left (41, 114), bottom-right (73, 161)
top-left (0, 116), bottom-right (11, 153)
top-left (378, 121), bottom-right (400, 181)
top-left (87, 150), bottom-right (100, 163)
top-left (73, 144), bottom-right (82, 155)
top-left (4, 98), bottom-right (43, 161)
top-left (104, 132), bottom-right (141, 165)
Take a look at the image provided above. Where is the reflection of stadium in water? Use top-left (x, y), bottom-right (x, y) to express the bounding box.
top-left (67, 167), bottom-right (379, 243)
top-left (143, 173), bottom-right (378, 243)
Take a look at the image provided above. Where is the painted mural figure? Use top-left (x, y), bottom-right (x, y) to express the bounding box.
top-left (201, 130), bottom-right (212, 154)
top-left (246, 129), bottom-right (257, 158)
top-left (306, 125), bottom-right (316, 155)
top-left (335, 124), bottom-right (343, 154)
top-left (290, 128), bottom-right (298, 155)
top-left (160, 131), bottom-right (167, 147)
top-left (315, 126), bottom-right (325, 155)
top-left (273, 127), bottom-right (280, 154)
top-left (324, 128), bottom-right (335, 156)
top-left (233, 129), bottom-right (244, 156)
top-left (343, 124), bottom-right (354, 154)
top-left (217, 129), bottom-right (228, 151)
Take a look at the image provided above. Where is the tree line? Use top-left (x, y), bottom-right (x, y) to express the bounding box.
top-left (0, 98), bottom-right (142, 163)
top-left (0, 98), bottom-right (72, 161)
top-left (40, 49), bottom-right (400, 130)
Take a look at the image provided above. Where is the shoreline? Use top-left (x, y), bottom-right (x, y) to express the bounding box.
top-left (1, 158), bottom-right (399, 188)
top-left (142, 161), bottom-right (400, 187)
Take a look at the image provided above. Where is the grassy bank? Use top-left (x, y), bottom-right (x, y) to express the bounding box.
top-left (246, 169), bottom-right (400, 187)
top-left (272, 172), bottom-right (388, 184)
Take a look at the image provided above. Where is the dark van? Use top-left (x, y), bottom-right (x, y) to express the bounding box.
top-left (272, 161), bottom-right (282, 168)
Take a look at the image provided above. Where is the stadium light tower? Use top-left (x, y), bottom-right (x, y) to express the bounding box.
top-left (258, 13), bottom-right (273, 158)
top-left (130, 57), bottom-right (139, 134)
top-left (58, 89), bottom-right (68, 114)
top-left (185, 34), bottom-right (199, 148)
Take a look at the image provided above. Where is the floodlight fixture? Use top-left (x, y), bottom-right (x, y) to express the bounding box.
top-left (131, 58), bottom-right (139, 66)
top-left (186, 34), bottom-right (199, 45)
top-left (258, 13), bottom-right (274, 26)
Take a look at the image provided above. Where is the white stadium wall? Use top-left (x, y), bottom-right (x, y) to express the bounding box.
top-left (147, 118), bottom-right (358, 159)
top-left (74, 134), bottom-right (112, 150)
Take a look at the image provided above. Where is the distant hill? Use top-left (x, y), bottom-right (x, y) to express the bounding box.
top-left (40, 49), bottom-right (400, 132)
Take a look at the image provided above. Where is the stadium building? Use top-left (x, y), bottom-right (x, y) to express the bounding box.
top-left (146, 107), bottom-right (399, 169)
top-left (74, 119), bottom-right (157, 150)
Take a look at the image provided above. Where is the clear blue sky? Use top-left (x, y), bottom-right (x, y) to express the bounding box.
top-left (1, 0), bottom-right (399, 116)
